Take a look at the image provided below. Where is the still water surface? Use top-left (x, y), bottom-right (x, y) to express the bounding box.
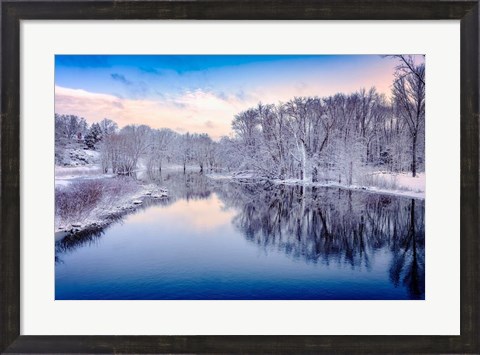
top-left (55, 172), bottom-right (425, 300)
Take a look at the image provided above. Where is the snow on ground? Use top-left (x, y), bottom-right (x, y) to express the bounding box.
top-left (208, 171), bottom-right (260, 180)
top-left (366, 171), bottom-right (425, 192)
top-left (207, 171), bottom-right (425, 199)
top-left (55, 165), bottom-right (113, 188)
top-left (207, 173), bottom-right (235, 180)
top-left (55, 160), bottom-right (171, 237)
top-left (55, 177), bottom-right (168, 237)
top-left (56, 145), bottom-right (100, 167)
top-left (55, 165), bottom-right (103, 177)
top-left (158, 164), bottom-right (202, 171)
top-left (271, 178), bottom-right (425, 200)
top-left (55, 180), bottom-right (72, 188)
top-left (396, 172), bottom-right (425, 192)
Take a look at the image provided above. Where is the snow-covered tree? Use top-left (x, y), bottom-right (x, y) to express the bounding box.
top-left (174, 133), bottom-right (195, 173)
top-left (82, 56), bottom-right (425, 184)
top-left (84, 122), bottom-right (103, 150)
top-left (191, 133), bottom-right (214, 173)
top-left (99, 118), bottom-right (118, 137)
top-left (55, 114), bottom-right (88, 140)
top-left (147, 128), bottom-right (177, 172)
top-left (392, 57), bottom-right (425, 177)
top-left (100, 124), bottom-right (151, 175)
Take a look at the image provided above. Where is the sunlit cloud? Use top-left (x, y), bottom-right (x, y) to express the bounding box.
top-left (55, 86), bottom-right (251, 139)
top-left (55, 71), bottom-right (394, 140)
top-left (55, 55), bottom-right (415, 139)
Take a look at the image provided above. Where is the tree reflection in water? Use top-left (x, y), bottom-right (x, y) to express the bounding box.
top-left (57, 171), bottom-right (425, 299)
top-left (150, 172), bottom-right (425, 298)
top-left (212, 179), bottom-right (424, 299)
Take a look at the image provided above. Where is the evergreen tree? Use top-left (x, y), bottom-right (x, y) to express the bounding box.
top-left (84, 122), bottom-right (103, 149)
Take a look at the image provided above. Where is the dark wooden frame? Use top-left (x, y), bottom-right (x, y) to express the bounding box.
top-left (1, 1), bottom-right (478, 353)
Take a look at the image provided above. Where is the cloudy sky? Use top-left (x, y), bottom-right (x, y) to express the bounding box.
top-left (55, 55), bottom-right (414, 140)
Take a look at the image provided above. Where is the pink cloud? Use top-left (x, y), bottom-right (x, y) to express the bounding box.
top-left (55, 86), bottom-right (249, 140)
top-left (55, 64), bottom-right (396, 140)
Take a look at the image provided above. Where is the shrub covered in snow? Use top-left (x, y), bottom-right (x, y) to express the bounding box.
top-left (55, 177), bottom-right (139, 229)
top-left (55, 141), bottom-right (100, 167)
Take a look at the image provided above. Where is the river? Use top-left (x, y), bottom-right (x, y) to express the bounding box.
top-left (55, 171), bottom-right (425, 300)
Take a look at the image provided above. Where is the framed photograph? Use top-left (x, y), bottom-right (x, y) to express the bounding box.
top-left (1, 0), bottom-right (478, 353)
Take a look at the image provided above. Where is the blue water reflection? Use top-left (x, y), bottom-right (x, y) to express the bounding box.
top-left (55, 172), bottom-right (425, 300)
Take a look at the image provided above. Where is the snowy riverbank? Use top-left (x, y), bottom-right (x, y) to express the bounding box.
top-left (55, 163), bottom-right (424, 241)
top-left (55, 166), bottom-right (168, 239)
top-left (207, 171), bottom-right (425, 200)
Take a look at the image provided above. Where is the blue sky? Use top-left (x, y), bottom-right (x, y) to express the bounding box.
top-left (55, 55), bottom-right (418, 139)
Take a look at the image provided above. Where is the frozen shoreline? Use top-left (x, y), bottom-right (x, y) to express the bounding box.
top-left (55, 168), bottom-right (168, 239)
top-left (55, 164), bottom-right (424, 242)
top-left (207, 172), bottom-right (425, 200)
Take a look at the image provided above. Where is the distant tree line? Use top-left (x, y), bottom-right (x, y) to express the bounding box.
top-left (55, 56), bottom-right (424, 181)
top-left (224, 55), bottom-right (425, 181)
